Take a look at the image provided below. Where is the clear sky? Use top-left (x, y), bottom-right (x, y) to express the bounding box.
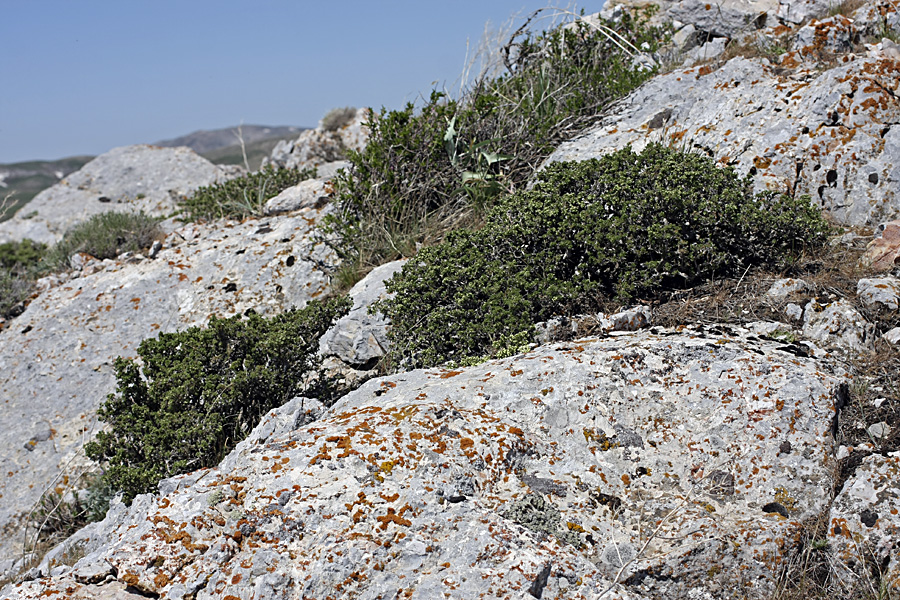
top-left (0, 1), bottom-right (601, 163)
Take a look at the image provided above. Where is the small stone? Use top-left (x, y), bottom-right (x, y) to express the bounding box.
top-left (785, 303), bottom-right (803, 321)
top-left (883, 327), bottom-right (900, 344)
top-left (767, 278), bottom-right (810, 300)
top-left (867, 422), bottom-right (890, 439)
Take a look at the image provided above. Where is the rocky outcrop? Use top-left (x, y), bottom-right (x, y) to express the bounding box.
top-left (264, 108), bottom-right (370, 172)
top-left (0, 146), bottom-right (239, 244)
top-left (2, 326), bottom-right (846, 600)
top-left (546, 52), bottom-right (900, 227)
top-left (0, 203), bottom-right (333, 568)
top-left (318, 260), bottom-right (405, 369)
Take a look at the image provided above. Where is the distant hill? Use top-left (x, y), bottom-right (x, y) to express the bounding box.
top-left (153, 125), bottom-right (305, 155)
top-left (198, 134), bottom-right (302, 171)
top-left (0, 156), bottom-right (94, 222)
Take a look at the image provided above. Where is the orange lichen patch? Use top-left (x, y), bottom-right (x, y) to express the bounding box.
top-left (154, 572), bottom-right (170, 587)
top-left (440, 370), bottom-right (464, 379)
top-left (697, 65), bottom-right (715, 77)
top-left (621, 474), bottom-right (631, 486)
top-left (460, 438), bottom-right (475, 450)
top-left (381, 381), bottom-right (397, 389)
top-left (121, 572), bottom-right (141, 587)
top-left (753, 156), bottom-right (772, 169)
top-left (380, 492), bottom-right (400, 502)
top-left (376, 505), bottom-right (413, 530)
top-left (231, 574), bottom-right (243, 584)
top-left (508, 427), bottom-right (524, 437)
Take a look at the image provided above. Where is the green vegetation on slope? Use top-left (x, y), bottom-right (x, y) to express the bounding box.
top-left (180, 164), bottom-right (316, 221)
top-left (378, 144), bottom-right (832, 369)
top-left (323, 8), bottom-right (672, 287)
top-left (85, 297), bottom-right (351, 504)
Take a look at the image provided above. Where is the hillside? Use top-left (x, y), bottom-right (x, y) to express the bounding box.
top-left (1, 2), bottom-right (900, 599)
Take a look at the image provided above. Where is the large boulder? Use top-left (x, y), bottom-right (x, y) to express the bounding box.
top-left (0, 204), bottom-right (333, 568)
top-left (0, 145), bottom-right (238, 244)
top-left (1, 325), bottom-right (846, 600)
top-left (546, 55), bottom-right (900, 227)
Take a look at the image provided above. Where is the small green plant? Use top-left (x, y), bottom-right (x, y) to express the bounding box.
top-left (320, 106), bottom-right (358, 131)
top-left (180, 165), bottom-right (316, 222)
top-left (43, 211), bottom-right (161, 270)
top-left (0, 239), bottom-right (47, 320)
top-left (378, 144), bottom-right (831, 369)
top-left (0, 239), bottom-right (47, 273)
top-left (85, 297), bottom-right (350, 503)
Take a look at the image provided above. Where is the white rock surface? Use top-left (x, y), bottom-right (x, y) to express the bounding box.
top-left (319, 260), bottom-right (406, 368)
top-left (767, 277), bottom-right (810, 299)
top-left (0, 146), bottom-right (238, 244)
top-left (265, 108), bottom-right (370, 172)
top-left (2, 326), bottom-right (845, 600)
top-left (857, 277), bottom-right (900, 310)
top-left (829, 452), bottom-right (900, 596)
top-left (546, 55), bottom-right (900, 227)
top-left (802, 299), bottom-right (874, 352)
top-left (0, 206), bottom-right (333, 565)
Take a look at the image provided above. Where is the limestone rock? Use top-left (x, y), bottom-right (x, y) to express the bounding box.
top-left (319, 260), bottom-right (406, 368)
top-left (0, 145), bottom-right (237, 244)
top-left (792, 15), bottom-right (857, 55)
top-left (534, 305), bottom-right (652, 344)
top-left (546, 56), bottom-right (900, 227)
top-left (802, 299), bottom-right (873, 352)
top-left (265, 108), bottom-right (370, 171)
top-left (829, 452), bottom-right (900, 596)
top-left (263, 178), bottom-right (333, 215)
top-left (767, 277), bottom-right (811, 299)
top-left (2, 326), bottom-right (845, 600)
top-left (857, 277), bottom-right (900, 310)
top-left (668, 0), bottom-right (775, 37)
top-left (862, 220), bottom-right (900, 270)
top-left (0, 206), bottom-right (333, 565)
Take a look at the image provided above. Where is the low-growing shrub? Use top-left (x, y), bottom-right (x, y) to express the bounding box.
top-left (320, 106), bottom-right (359, 132)
top-left (180, 164), bottom-right (317, 221)
top-left (379, 144), bottom-right (831, 368)
top-left (43, 211), bottom-right (161, 270)
top-left (0, 239), bottom-right (47, 274)
top-left (323, 8), bottom-right (670, 286)
top-left (85, 297), bottom-right (351, 503)
top-left (0, 239), bottom-right (46, 319)
top-left (0, 271), bottom-right (34, 320)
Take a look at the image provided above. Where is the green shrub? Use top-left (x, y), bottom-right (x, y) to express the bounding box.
top-left (379, 144), bottom-right (831, 368)
top-left (0, 271), bottom-right (34, 320)
top-left (323, 8), bottom-right (670, 284)
top-left (0, 239), bottom-right (47, 274)
top-left (85, 297), bottom-right (351, 503)
top-left (180, 164), bottom-right (317, 221)
top-left (0, 239), bottom-right (46, 319)
top-left (43, 211), bottom-right (161, 270)
top-left (320, 106), bottom-right (358, 131)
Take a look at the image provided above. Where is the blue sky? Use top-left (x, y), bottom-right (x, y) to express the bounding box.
top-left (0, 1), bottom-right (600, 163)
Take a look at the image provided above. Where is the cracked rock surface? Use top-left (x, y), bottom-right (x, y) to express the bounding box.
top-left (546, 55), bottom-right (900, 227)
top-left (0, 205), bottom-right (333, 565)
top-left (3, 326), bottom-right (845, 600)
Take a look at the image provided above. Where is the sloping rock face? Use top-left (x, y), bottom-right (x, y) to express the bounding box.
top-left (319, 260), bottom-right (405, 369)
top-left (264, 108), bottom-right (370, 172)
top-left (547, 54), bottom-right (900, 226)
top-left (2, 327), bottom-right (846, 600)
top-left (0, 146), bottom-right (238, 244)
top-left (0, 204), bottom-right (333, 566)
